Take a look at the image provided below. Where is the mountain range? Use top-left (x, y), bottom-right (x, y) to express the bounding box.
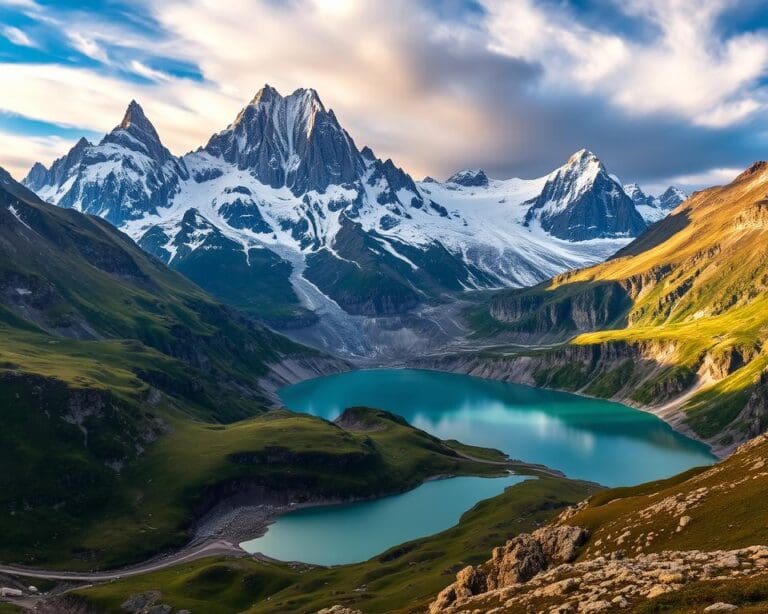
top-left (23, 85), bottom-right (685, 356)
top-left (424, 160), bottom-right (768, 455)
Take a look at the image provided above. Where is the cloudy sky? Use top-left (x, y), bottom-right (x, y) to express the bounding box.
top-left (1, 0), bottom-right (767, 193)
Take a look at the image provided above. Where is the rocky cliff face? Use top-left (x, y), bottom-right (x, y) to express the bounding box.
top-left (430, 525), bottom-right (588, 613)
top-left (524, 150), bottom-right (647, 241)
top-left (488, 280), bottom-right (631, 337)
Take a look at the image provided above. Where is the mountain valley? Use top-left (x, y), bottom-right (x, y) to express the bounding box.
top-left (2, 81), bottom-right (765, 614)
top-left (22, 87), bottom-right (682, 359)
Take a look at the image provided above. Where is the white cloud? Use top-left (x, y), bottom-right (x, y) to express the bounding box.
top-left (2, 25), bottom-right (37, 48)
top-left (0, 131), bottom-right (71, 179)
top-left (482, 0), bottom-right (768, 127)
top-left (128, 60), bottom-right (171, 83)
top-left (645, 167), bottom-right (743, 194)
top-left (67, 32), bottom-right (110, 63)
top-left (0, 0), bottom-right (38, 8)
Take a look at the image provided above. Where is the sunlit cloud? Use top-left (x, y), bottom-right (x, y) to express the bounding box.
top-left (0, 0), bottom-right (766, 189)
top-left (0, 130), bottom-right (72, 179)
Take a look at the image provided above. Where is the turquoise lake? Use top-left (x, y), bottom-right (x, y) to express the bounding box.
top-left (241, 368), bottom-right (715, 565)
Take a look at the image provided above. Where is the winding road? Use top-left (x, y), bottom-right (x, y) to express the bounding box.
top-left (0, 539), bottom-right (245, 582)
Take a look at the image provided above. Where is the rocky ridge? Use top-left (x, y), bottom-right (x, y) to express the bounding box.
top-left (431, 542), bottom-right (768, 613)
top-left (23, 87), bottom-right (655, 352)
top-left (430, 431), bottom-right (768, 613)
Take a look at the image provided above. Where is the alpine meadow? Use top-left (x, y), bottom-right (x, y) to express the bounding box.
top-left (2, 1), bottom-right (768, 613)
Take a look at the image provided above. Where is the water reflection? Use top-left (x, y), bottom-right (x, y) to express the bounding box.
top-left (281, 368), bottom-right (715, 487)
top-left (242, 473), bottom-right (528, 565)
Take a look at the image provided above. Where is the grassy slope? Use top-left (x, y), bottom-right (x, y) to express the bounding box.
top-left (6, 406), bottom-right (507, 569)
top-left (475, 162), bottom-right (768, 444)
top-left (0, 170), bottom-right (331, 566)
top-left (551, 433), bottom-right (768, 612)
top-left (73, 477), bottom-right (597, 613)
top-left (569, 436), bottom-right (768, 559)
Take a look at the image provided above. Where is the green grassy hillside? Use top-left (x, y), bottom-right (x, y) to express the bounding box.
top-left (473, 162), bottom-right (768, 447)
top-left (3, 405), bottom-right (512, 569)
top-left (0, 167), bottom-right (528, 573)
top-left (70, 476), bottom-right (596, 613)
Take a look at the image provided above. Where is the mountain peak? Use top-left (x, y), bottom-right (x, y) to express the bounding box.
top-left (250, 84), bottom-right (281, 105)
top-left (103, 100), bottom-right (170, 161)
top-left (206, 86), bottom-right (362, 195)
top-left (447, 169), bottom-right (489, 187)
top-left (119, 100), bottom-right (149, 130)
top-left (565, 148), bottom-right (602, 170)
top-left (525, 149), bottom-right (646, 241)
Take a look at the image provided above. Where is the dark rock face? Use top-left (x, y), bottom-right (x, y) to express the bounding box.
top-left (204, 85), bottom-right (365, 195)
top-left (447, 169), bottom-right (489, 187)
top-left (366, 157), bottom-right (423, 207)
top-left (23, 101), bottom-right (187, 226)
top-left (218, 198), bottom-right (273, 234)
top-left (524, 150), bottom-right (647, 241)
top-left (659, 186), bottom-right (688, 210)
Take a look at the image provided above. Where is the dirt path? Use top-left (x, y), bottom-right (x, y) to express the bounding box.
top-left (0, 539), bottom-right (245, 582)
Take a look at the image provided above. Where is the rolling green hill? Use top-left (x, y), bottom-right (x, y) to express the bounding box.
top-left (463, 162), bottom-right (768, 451)
top-left (66, 476), bottom-right (596, 613)
top-left (0, 167), bottom-right (340, 565)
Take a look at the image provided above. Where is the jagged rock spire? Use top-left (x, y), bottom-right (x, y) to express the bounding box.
top-left (103, 100), bottom-right (171, 161)
top-left (205, 85), bottom-right (363, 195)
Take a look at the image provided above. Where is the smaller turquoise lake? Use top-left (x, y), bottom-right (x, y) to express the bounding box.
top-left (242, 369), bottom-right (715, 565)
top-left (241, 474), bottom-right (526, 565)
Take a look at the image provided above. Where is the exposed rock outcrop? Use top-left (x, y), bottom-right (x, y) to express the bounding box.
top-left (431, 545), bottom-right (768, 613)
top-left (430, 525), bottom-right (587, 613)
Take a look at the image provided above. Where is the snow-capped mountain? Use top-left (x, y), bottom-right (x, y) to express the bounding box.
top-left (658, 186), bottom-right (688, 210)
top-left (24, 85), bottom-right (653, 354)
top-left (624, 183), bottom-right (688, 223)
top-left (25, 101), bottom-right (188, 226)
top-left (523, 149), bottom-right (646, 241)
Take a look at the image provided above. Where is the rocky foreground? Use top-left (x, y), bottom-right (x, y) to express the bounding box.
top-left (426, 433), bottom-right (768, 613)
top-left (429, 524), bottom-right (768, 612)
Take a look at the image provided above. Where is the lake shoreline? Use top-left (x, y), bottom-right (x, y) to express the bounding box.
top-left (191, 467), bottom-right (542, 563)
top-left (393, 356), bottom-right (728, 458)
top-left (266, 353), bottom-right (726, 459)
